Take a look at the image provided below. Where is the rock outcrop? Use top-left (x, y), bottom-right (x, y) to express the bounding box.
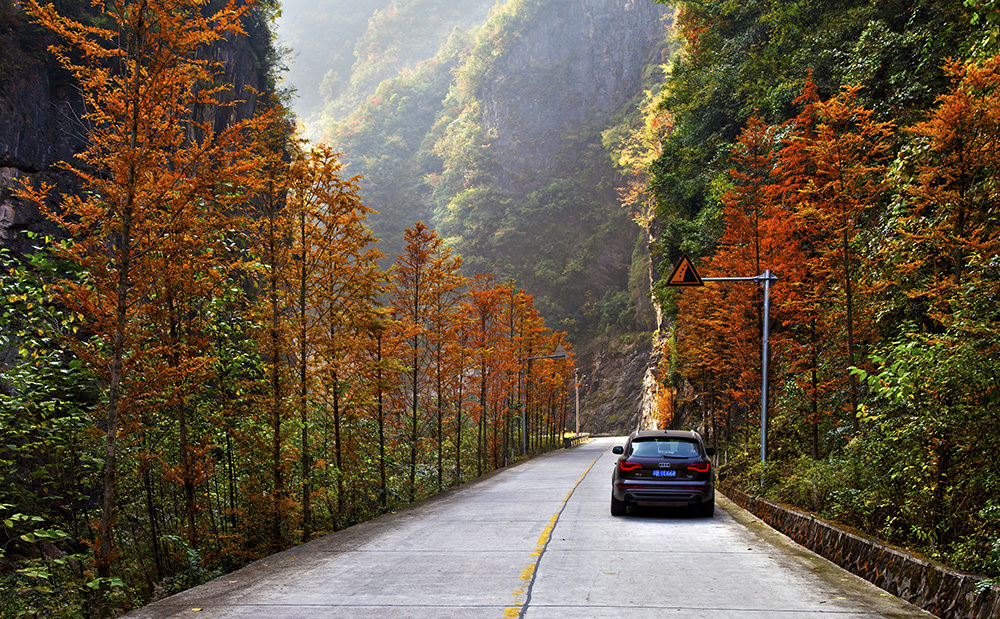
top-left (576, 332), bottom-right (658, 435)
top-left (478, 0), bottom-right (669, 196)
top-left (0, 5), bottom-right (83, 253)
top-left (0, 3), bottom-right (274, 254)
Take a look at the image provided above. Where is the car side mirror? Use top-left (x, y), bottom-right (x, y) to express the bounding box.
top-left (612, 446), bottom-right (624, 455)
top-left (705, 447), bottom-right (716, 457)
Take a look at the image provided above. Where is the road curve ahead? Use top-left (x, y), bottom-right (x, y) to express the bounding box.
top-left (125, 437), bottom-right (932, 619)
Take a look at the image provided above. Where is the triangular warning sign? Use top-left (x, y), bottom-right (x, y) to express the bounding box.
top-left (666, 252), bottom-right (704, 286)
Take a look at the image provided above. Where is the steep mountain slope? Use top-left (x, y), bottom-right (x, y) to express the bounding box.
top-left (301, 0), bottom-right (670, 434)
top-left (321, 0), bottom-right (669, 336)
top-left (276, 0), bottom-right (495, 128)
top-left (473, 0), bottom-right (667, 195)
top-left (432, 0), bottom-right (669, 335)
top-left (275, 0), bottom-right (390, 121)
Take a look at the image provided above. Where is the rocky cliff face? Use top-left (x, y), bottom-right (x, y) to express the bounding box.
top-left (0, 2), bottom-right (273, 254)
top-left (479, 0), bottom-right (668, 195)
top-left (576, 332), bottom-right (660, 436)
top-left (0, 3), bottom-right (83, 253)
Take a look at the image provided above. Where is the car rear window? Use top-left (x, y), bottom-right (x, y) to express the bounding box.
top-left (629, 439), bottom-right (700, 458)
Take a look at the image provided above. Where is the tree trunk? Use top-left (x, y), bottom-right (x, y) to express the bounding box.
top-left (842, 227), bottom-right (859, 434)
top-left (376, 332), bottom-right (387, 511)
top-left (300, 217), bottom-right (311, 540)
top-left (334, 368), bottom-right (344, 525)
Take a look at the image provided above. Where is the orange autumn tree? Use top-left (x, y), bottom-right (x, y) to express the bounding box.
top-left (19, 0), bottom-right (265, 581)
top-left (532, 330), bottom-right (574, 452)
top-left (449, 279), bottom-right (552, 478)
top-left (711, 116), bottom-right (779, 436)
top-left (501, 283), bottom-right (533, 463)
top-left (299, 145), bottom-right (382, 532)
top-left (463, 273), bottom-right (503, 475)
top-left (247, 113), bottom-right (297, 553)
top-left (447, 302), bottom-right (475, 484)
top-left (898, 54), bottom-right (1000, 325)
top-left (716, 112), bottom-right (810, 459)
top-left (357, 307), bottom-right (409, 512)
top-left (515, 293), bottom-right (555, 456)
top-left (390, 222), bottom-right (459, 501)
top-left (424, 247), bottom-right (465, 492)
top-left (673, 270), bottom-right (730, 439)
top-left (285, 141), bottom-right (322, 540)
top-left (675, 113), bottom-right (803, 450)
top-left (796, 86), bottom-right (895, 432)
top-left (489, 283), bottom-right (523, 467)
top-left (772, 79), bottom-right (840, 458)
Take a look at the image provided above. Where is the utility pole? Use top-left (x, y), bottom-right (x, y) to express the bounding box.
top-left (574, 368), bottom-right (580, 434)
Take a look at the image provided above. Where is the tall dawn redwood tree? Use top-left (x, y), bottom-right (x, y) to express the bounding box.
top-left (797, 86), bottom-right (894, 432)
top-left (19, 0), bottom-right (264, 584)
top-left (391, 222), bottom-right (437, 503)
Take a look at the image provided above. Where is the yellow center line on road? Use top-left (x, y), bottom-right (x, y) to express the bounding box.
top-left (502, 448), bottom-right (607, 618)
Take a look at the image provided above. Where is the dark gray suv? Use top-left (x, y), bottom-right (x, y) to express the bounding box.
top-left (611, 430), bottom-right (716, 517)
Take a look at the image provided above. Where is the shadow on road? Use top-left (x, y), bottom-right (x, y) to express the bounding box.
top-left (619, 505), bottom-right (713, 520)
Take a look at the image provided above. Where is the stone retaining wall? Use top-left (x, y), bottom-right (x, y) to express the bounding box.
top-left (720, 485), bottom-right (1000, 619)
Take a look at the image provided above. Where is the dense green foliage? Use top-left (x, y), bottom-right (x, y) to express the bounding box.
top-left (648, 0), bottom-right (1000, 580)
top-left (327, 28), bottom-right (473, 260)
top-left (0, 240), bottom-right (105, 617)
top-left (275, 0), bottom-right (390, 120)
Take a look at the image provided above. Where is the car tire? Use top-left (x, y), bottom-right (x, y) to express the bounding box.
top-left (695, 498), bottom-right (715, 518)
top-left (610, 492), bottom-right (627, 516)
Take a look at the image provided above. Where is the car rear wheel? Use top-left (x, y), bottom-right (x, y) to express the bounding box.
top-left (610, 492), bottom-right (627, 516)
top-left (694, 498), bottom-right (715, 518)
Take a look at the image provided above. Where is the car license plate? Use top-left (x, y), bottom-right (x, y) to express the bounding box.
top-left (653, 470), bottom-right (676, 477)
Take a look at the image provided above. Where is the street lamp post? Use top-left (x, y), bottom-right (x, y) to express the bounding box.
top-left (574, 368), bottom-right (581, 435)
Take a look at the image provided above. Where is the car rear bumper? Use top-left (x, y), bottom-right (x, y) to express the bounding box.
top-left (613, 480), bottom-right (714, 506)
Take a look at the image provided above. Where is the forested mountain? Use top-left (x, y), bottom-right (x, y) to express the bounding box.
top-left (276, 0), bottom-right (496, 127)
top-left (274, 0), bottom-right (389, 121)
top-left (282, 0), bottom-right (670, 339)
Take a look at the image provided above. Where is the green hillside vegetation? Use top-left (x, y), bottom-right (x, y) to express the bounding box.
top-left (324, 0), bottom-right (669, 338)
top-left (433, 0), bottom-right (624, 332)
top-left (330, 0), bottom-right (495, 118)
top-left (642, 0), bottom-right (1000, 580)
top-left (327, 28), bottom-right (474, 261)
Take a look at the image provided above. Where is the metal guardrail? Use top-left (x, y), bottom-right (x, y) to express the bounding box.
top-left (563, 433), bottom-right (590, 448)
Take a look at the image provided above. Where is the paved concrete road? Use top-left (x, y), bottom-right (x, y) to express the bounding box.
top-left (125, 437), bottom-right (933, 619)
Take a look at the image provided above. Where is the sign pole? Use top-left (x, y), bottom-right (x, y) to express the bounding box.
top-left (759, 270), bottom-right (776, 465)
top-left (666, 254), bottom-right (778, 473)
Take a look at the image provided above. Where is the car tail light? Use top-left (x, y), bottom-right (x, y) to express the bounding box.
top-left (687, 462), bottom-right (710, 473)
top-left (619, 460), bottom-right (642, 471)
